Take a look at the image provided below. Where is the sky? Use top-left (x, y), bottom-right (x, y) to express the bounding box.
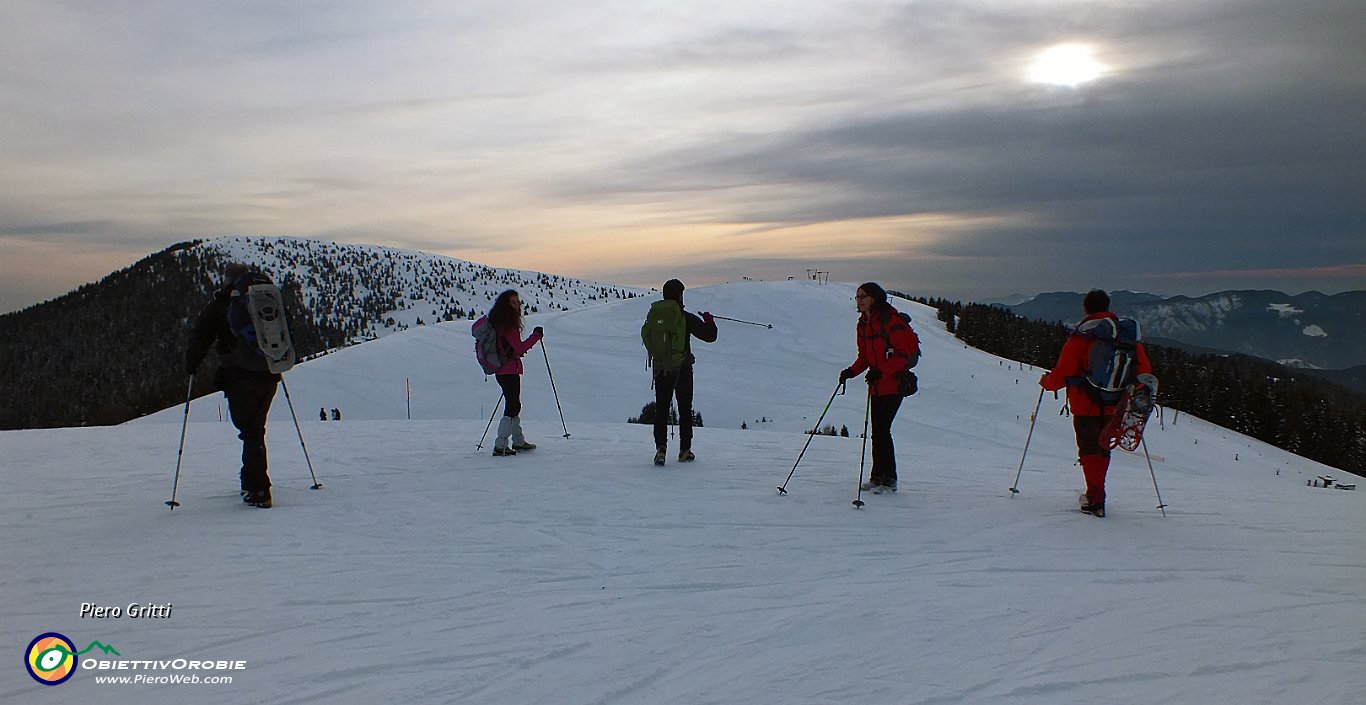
top-left (1, 0), bottom-right (1363, 313)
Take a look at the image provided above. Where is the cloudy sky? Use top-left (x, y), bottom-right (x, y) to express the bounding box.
top-left (1, 0), bottom-right (1362, 312)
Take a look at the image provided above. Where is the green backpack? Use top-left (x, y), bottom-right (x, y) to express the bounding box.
top-left (641, 300), bottom-right (688, 373)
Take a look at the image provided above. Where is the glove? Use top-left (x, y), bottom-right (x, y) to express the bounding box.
top-left (702, 312), bottom-right (714, 325)
top-left (839, 368), bottom-right (854, 382)
top-left (865, 368), bottom-right (883, 382)
top-left (533, 326), bottom-right (544, 336)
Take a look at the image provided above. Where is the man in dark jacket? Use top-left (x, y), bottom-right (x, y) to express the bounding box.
top-left (186, 263), bottom-right (281, 508)
top-left (1040, 289), bottom-right (1154, 517)
top-left (652, 279), bottom-right (718, 465)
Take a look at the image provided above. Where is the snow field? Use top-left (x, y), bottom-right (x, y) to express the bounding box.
top-left (3, 280), bottom-right (1362, 704)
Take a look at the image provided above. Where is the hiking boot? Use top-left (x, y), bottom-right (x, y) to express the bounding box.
top-left (244, 489), bottom-right (272, 509)
top-left (860, 480), bottom-right (877, 491)
top-left (678, 449), bottom-right (695, 462)
top-left (493, 446), bottom-right (517, 457)
top-left (654, 448), bottom-right (666, 466)
top-left (1079, 501), bottom-right (1106, 517)
top-left (884, 480), bottom-right (897, 492)
top-left (512, 441), bottom-right (537, 451)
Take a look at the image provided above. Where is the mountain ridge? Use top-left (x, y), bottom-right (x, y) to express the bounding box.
top-left (0, 236), bottom-right (646, 429)
top-left (996, 288), bottom-right (1366, 371)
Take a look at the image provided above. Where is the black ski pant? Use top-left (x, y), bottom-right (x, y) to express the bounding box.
top-left (221, 367), bottom-right (280, 493)
top-left (653, 365), bottom-right (694, 451)
top-left (496, 374), bottom-right (522, 418)
top-left (869, 393), bottom-right (903, 485)
top-left (1071, 414), bottom-right (1112, 459)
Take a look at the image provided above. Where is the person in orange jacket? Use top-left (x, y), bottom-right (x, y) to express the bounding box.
top-left (840, 282), bottom-right (921, 491)
top-left (1040, 289), bottom-right (1153, 516)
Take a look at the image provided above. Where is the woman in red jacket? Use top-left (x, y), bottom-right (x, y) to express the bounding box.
top-left (488, 289), bottom-right (544, 456)
top-left (1039, 289), bottom-right (1153, 516)
top-left (840, 282), bottom-right (921, 491)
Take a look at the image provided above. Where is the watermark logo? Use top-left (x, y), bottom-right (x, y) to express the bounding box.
top-left (24, 633), bottom-right (120, 686)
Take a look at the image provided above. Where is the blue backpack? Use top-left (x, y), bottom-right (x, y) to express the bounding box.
top-left (1077, 316), bottom-right (1140, 403)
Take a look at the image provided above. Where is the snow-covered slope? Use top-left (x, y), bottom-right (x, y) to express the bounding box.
top-left (3, 281), bottom-right (1363, 705)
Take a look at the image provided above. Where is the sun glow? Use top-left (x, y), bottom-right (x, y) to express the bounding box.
top-left (1027, 43), bottom-right (1105, 86)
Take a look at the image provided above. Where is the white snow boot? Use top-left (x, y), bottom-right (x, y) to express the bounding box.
top-left (493, 416), bottom-right (516, 456)
top-left (511, 416), bottom-right (536, 451)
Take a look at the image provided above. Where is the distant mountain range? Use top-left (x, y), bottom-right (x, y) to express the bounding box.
top-left (993, 290), bottom-right (1366, 372)
top-left (0, 236), bottom-right (646, 429)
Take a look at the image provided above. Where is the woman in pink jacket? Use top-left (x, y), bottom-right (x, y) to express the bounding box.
top-left (840, 282), bottom-right (921, 491)
top-left (488, 289), bottom-right (544, 456)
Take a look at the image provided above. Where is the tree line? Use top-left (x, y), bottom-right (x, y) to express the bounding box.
top-left (917, 298), bottom-right (1366, 477)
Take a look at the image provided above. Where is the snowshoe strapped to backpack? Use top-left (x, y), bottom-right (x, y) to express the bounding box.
top-left (1076, 316), bottom-right (1140, 404)
top-left (471, 315), bottom-right (508, 375)
top-left (1100, 372), bottom-right (1159, 451)
top-left (641, 300), bottom-right (688, 373)
top-left (227, 273), bottom-right (295, 374)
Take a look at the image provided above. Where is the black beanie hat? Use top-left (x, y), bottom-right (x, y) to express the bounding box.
top-left (1083, 289), bottom-right (1110, 314)
top-left (662, 279), bottom-right (685, 301)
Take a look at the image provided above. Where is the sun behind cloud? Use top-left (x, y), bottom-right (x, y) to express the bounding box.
top-left (1027, 43), bottom-right (1106, 86)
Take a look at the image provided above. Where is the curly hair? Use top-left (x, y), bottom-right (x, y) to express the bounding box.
top-left (488, 289), bottom-right (523, 332)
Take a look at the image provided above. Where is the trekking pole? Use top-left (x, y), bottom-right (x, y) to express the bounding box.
top-left (776, 380), bottom-right (845, 495)
top-left (1009, 388), bottom-right (1046, 497)
top-left (1141, 436), bottom-right (1168, 517)
top-left (476, 393), bottom-right (504, 450)
top-left (541, 342), bottom-right (571, 438)
top-left (279, 378), bottom-right (323, 489)
top-left (852, 386), bottom-right (872, 508)
top-left (712, 315), bottom-right (773, 329)
top-left (166, 375), bottom-right (194, 510)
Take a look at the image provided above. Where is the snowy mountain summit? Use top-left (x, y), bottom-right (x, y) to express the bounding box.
top-left (5, 280), bottom-right (1363, 705)
top-left (200, 236), bottom-right (651, 347)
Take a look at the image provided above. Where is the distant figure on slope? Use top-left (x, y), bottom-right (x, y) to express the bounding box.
top-left (839, 282), bottom-right (920, 492)
top-left (641, 279), bottom-right (717, 465)
top-left (487, 289), bottom-right (544, 456)
top-left (320, 407), bottom-right (327, 422)
top-left (1039, 289), bottom-right (1154, 518)
top-left (185, 263), bottom-right (285, 508)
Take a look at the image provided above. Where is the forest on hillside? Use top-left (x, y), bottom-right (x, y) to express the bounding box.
top-left (0, 238), bottom-right (639, 430)
top-left (917, 297), bottom-right (1366, 477)
top-left (0, 243), bottom-right (344, 428)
